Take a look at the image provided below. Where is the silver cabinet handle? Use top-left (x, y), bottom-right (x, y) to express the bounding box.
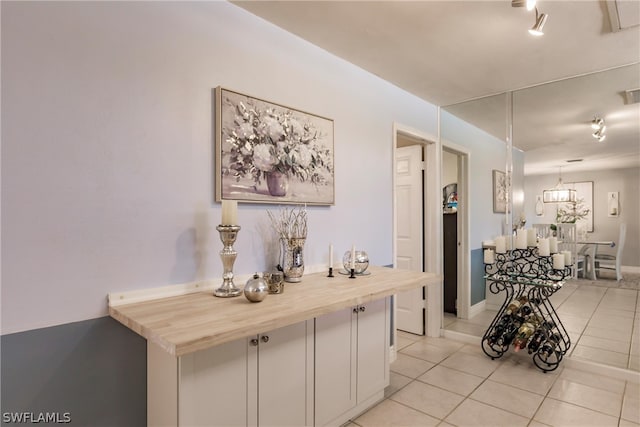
top-left (261, 335), bottom-right (270, 343)
top-left (353, 307), bottom-right (359, 313)
top-left (250, 338), bottom-right (259, 346)
top-left (359, 306), bottom-right (366, 312)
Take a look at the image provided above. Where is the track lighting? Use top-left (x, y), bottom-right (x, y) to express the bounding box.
top-left (529, 8), bottom-right (548, 36)
top-left (511, 0), bottom-right (536, 10)
top-left (591, 117), bottom-right (604, 130)
top-left (591, 116), bottom-right (606, 142)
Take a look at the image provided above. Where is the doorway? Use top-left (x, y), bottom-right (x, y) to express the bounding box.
top-left (442, 143), bottom-right (470, 320)
top-left (392, 124), bottom-right (440, 338)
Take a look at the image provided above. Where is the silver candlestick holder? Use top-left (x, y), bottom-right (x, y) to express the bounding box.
top-left (214, 224), bottom-right (242, 297)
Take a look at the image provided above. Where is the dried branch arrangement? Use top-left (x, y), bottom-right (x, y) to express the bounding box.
top-left (267, 205), bottom-right (308, 239)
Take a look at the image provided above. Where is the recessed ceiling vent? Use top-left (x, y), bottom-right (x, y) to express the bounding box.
top-left (624, 88), bottom-right (640, 105)
top-left (606, 0), bottom-right (640, 32)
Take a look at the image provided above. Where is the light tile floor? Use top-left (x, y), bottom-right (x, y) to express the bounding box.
top-left (444, 281), bottom-right (640, 371)
top-left (348, 334), bottom-right (640, 427)
top-left (347, 280), bottom-right (640, 427)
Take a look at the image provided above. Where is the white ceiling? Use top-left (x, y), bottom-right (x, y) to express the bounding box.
top-left (234, 0), bottom-right (640, 175)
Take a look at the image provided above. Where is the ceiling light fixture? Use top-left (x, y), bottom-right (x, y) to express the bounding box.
top-left (529, 8), bottom-right (548, 36)
top-left (511, 0), bottom-right (536, 10)
top-left (543, 167), bottom-right (577, 203)
top-left (591, 116), bottom-right (607, 141)
top-left (593, 127), bottom-right (607, 142)
top-left (591, 117), bottom-right (604, 130)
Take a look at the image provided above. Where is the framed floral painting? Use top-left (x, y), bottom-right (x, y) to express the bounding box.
top-left (492, 170), bottom-right (507, 213)
top-left (215, 87), bottom-right (335, 205)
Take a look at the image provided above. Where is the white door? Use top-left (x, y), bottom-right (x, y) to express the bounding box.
top-left (395, 145), bottom-right (425, 335)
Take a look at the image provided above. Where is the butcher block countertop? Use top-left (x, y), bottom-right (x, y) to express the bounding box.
top-left (109, 266), bottom-right (441, 357)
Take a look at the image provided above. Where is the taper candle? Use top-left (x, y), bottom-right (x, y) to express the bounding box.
top-left (329, 244), bottom-right (334, 268)
top-left (350, 244), bottom-right (356, 270)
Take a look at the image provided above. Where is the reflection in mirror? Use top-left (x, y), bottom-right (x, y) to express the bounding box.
top-left (440, 64), bottom-right (639, 373)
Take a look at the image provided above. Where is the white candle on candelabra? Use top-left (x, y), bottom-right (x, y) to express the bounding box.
top-left (538, 238), bottom-right (550, 257)
top-left (495, 236), bottom-right (506, 254)
top-left (221, 200), bottom-right (238, 225)
top-left (350, 244), bottom-right (356, 270)
top-left (552, 253), bottom-right (565, 270)
top-left (329, 244), bottom-right (333, 268)
top-left (563, 250), bottom-right (572, 266)
top-left (549, 237), bottom-right (558, 253)
top-left (483, 249), bottom-right (495, 264)
top-left (527, 228), bottom-right (537, 247)
top-left (516, 229), bottom-right (527, 249)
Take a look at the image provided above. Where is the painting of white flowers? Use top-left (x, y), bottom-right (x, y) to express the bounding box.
top-left (215, 87), bottom-right (334, 205)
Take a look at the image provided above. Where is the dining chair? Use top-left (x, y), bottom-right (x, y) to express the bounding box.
top-left (594, 223), bottom-right (626, 281)
top-left (576, 244), bottom-right (596, 279)
top-left (557, 223), bottom-right (577, 278)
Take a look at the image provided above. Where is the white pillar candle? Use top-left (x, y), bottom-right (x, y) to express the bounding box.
top-left (495, 236), bottom-right (506, 254)
top-left (563, 250), bottom-right (573, 265)
top-left (538, 238), bottom-right (550, 257)
top-left (483, 249), bottom-right (495, 264)
top-left (505, 235), bottom-right (513, 251)
top-left (350, 244), bottom-right (356, 270)
top-left (329, 244), bottom-right (333, 268)
top-left (221, 200), bottom-right (238, 225)
top-left (516, 229), bottom-right (528, 249)
top-left (549, 236), bottom-right (558, 253)
top-left (527, 228), bottom-right (537, 247)
top-left (552, 253), bottom-right (565, 270)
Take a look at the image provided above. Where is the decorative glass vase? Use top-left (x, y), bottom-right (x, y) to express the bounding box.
top-left (343, 250), bottom-right (370, 274)
top-left (266, 171), bottom-right (288, 197)
top-left (280, 237), bottom-right (305, 282)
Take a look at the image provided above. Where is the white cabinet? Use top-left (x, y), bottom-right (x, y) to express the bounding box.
top-left (315, 297), bottom-right (390, 426)
top-left (148, 320), bottom-right (313, 427)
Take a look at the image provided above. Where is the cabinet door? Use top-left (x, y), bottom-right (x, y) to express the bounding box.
top-left (315, 307), bottom-right (357, 426)
top-left (179, 338), bottom-right (249, 426)
top-left (257, 321), bottom-right (312, 427)
top-left (356, 297), bottom-right (389, 403)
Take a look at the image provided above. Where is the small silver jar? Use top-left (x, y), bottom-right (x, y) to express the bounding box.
top-left (244, 273), bottom-right (269, 302)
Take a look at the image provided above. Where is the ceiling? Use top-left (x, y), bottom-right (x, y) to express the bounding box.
top-left (234, 0), bottom-right (640, 175)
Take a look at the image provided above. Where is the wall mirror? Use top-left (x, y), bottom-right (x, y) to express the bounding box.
top-left (441, 63), bottom-right (639, 372)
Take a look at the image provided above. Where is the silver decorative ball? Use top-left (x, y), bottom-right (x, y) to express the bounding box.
top-left (244, 273), bottom-right (268, 302)
top-left (343, 250), bottom-right (370, 274)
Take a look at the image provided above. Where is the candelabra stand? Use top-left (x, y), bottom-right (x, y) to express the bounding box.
top-left (481, 247), bottom-right (572, 372)
top-left (214, 225), bottom-right (242, 298)
top-left (327, 267), bottom-right (334, 278)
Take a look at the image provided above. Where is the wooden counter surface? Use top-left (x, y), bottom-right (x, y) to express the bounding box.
top-left (109, 266), bottom-right (441, 357)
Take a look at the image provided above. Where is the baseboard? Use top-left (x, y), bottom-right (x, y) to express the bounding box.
top-left (622, 265), bottom-right (640, 274)
top-left (564, 357), bottom-right (640, 384)
top-left (468, 300), bottom-right (486, 318)
top-left (441, 329), bottom-right (482, 345)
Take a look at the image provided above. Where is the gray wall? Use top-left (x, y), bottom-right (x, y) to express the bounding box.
top-left (524, 167), bottom-right (640, 267)
top-left (1, 318), bottom-right (146, 425)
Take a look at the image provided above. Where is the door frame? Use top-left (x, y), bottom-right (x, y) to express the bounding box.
top-left (392, 122), bottom-right (441, 340)
top-left (441, 142), bottom-right (471, 320)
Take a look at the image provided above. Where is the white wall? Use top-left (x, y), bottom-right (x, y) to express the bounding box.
top-left (442, 150), bottom-right (458, 187)
top-left (524, 167), bottom-right (640, 267)
top-left (1, 2), bottom-right (439, 334)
